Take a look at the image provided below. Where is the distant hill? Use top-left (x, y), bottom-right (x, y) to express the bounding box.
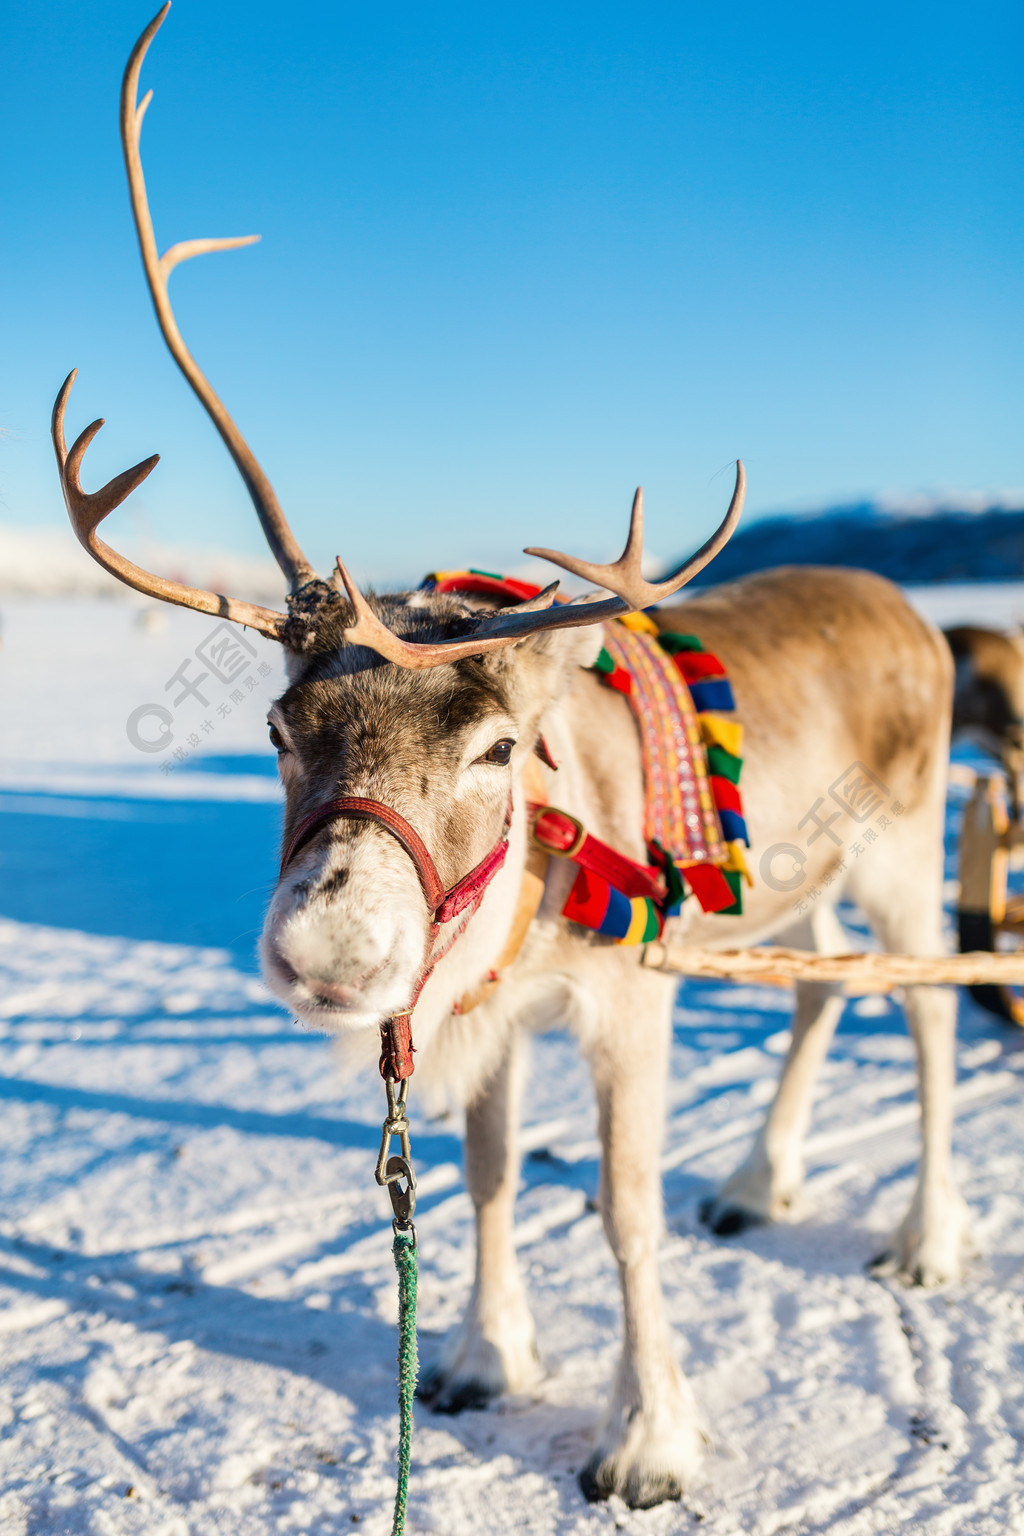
top-left (685, 500), bottom-right (1024, 587)
top-left (8, 496), bottom-right (1024, 602)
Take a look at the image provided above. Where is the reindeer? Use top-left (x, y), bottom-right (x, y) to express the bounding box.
top-left (945, 623), bottom-right (1024, 795)
top-left (50, 7), bottom-right (970, 1508)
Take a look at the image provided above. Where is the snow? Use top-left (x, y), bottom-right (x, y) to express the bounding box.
top-left (1, 595), bottom-right (1023, 1535)
top-left (904, 582), bottom-right (1024, 631)
top-left (0, 525), bottom-right (285, 603)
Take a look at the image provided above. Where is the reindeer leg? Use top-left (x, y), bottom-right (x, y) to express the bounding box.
top-left (702, 981), bottom-right (845, 1233)
top-left (418, 1024), bottom-right (542, 1411)
top-left (851, 843), bottom-right (970, 1284)
top-left (701, 907), bottom-right (845, 1233)
top-left (867, 978), bottom-right (969, 1285)
top-left (581, 966), bottom-right (703, 1508)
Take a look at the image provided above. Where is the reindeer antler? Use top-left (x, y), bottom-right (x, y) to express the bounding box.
top-left (332, 565), bottom-right (567, 669)
top-left (120, 3), bottom-right (313, 589)
top-left (526, 474), bottom-right (744, 608)
top-left (52, 370), bottom-right (287, 637)
top-left (53, 3), bottom-right (744, 662)
top-left (332, 464), bottom-right (745, 666)
top-left (52, 3), bottom-right (308, 634)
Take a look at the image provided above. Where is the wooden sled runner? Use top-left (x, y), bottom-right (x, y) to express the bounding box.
top-left (636, 764), bottom-right (1024, 1002)
top-left (956, 766), bottom-right (1024, 1025)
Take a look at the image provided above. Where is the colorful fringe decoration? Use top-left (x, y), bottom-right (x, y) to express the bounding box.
top-left (420, 568), bottom-right (543, 604)
top-left (417, 568), bottom-right (751, 938)
top-left (562, 868), bottom-right (664, 945)
top-left (601, 625), bottom-right (726, 866)
top-left (592, 624), bottom-right (751, 918)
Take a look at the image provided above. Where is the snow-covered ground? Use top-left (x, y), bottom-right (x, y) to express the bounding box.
top-left (0, 594), bottom-right (1022, 1536)
top-left (0, 525), bottom-right (285, 603)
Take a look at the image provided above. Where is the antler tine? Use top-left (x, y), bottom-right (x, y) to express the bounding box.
top-left (121, 4), bottom-right (315, 590)
top-left (334, 559), bottom-right (569, 669)
top-left (331, 463), bottom-right (743, 669)
top-left (53, 370), bottom-right (287, 639)
top-left (525, 485), bottom-right (646, 604)
top-left (525, 461), bottom-right (746, 609)
top-left (52, 370), bottom-right (160, 539)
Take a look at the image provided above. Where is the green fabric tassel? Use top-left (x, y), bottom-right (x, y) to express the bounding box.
top-left (642, 900), bottom-right (662, 941)
top-left (650, 838), bottom-right (688, 911)
top-left (706, 743), bottom-right (743, 784)
top-left (720, 866), bottom-right (744, 915)
top-left (593, 646), bottom-right (616, 674)
top-left (391, 1230), bottom-right (419, 1536)
top-left (656, 631), bottom-right (704, 654)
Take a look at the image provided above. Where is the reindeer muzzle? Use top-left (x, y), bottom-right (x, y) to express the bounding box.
top-left (280, 796), bottom-right (511, 928)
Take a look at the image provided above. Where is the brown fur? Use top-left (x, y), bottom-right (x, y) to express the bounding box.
top-left (944, 623), bottom-right (1024, 765)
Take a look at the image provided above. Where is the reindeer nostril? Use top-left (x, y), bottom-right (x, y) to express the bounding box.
top-left (273, 953), bottom-right (300, 986)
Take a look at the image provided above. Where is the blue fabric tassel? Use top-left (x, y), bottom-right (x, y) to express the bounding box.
top-left (596, 885), bottom-right (633, 938)
top-left (718, 809), bottom-right (748, 844)
top-left (689, 678), bottom-right (736, 712)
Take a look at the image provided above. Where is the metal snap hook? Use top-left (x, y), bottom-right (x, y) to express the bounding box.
top-left (384, 1153), bottom-right (417, 1232)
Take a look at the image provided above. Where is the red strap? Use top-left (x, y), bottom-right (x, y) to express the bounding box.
top-left (281, 797), bottom-right (445, 911)
top-left (435, 838), bottom-right (510, 924)
top-left (429, 572), bottom-right (544, 603)
top-left (529, 804), bottom-right (665, 903)
top-left (380, 1013), bottom-right (415, 1079)
top-left (281, 793), bottom-right (512, 1084)
top-left (281, 795), bottom-right (510, 924)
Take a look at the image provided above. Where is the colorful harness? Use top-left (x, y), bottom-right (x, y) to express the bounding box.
top-left (422, 569), bottom-right (752, 943)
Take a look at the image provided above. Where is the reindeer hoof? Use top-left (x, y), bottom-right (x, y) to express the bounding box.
top-left (417, 1302), bottom-right (542, 1414)
top-left (867, 1249), bottom-right (962, 1288)
top-left (416, 1365), bottom-right (495, 1414)
top-left (867, 1240), bottom-right (967, 1288)
top-left (698, 1196), bottom-right (763, 1236)
top-left (579, 1456), bottom-right (683, 1509)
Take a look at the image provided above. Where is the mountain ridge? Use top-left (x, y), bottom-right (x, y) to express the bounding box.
top-left (684, 500), bottom-right (1024, 586)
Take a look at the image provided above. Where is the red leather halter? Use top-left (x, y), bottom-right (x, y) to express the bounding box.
top-left (280, 796), bottom-right (510, 922)
top-left (279, 795), bottom-right (512, 1077)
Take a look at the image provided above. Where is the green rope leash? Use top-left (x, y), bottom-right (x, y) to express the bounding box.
top-left (391, 1228), bottom-right (419, 1536)
top-left (375, 1064), bottom-right (420, 1536)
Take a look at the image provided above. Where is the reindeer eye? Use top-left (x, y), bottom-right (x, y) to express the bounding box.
top-left (480, 738), bottom-right (515, 766)
top-left (269, 723), bottom-right (287, 752)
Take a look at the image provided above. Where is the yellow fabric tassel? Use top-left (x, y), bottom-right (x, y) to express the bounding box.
top-left (700, 713), bottom-right (743, 757)
top-left (622, 899), bottom-right (650, 946)
top-left (724, 840), bottom-right (754, 887)
top-left (616, 611), bottom-right (661, 637)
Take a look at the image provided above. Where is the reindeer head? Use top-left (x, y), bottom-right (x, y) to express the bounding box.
top-left (260, 594), bottom-right (606, 1027)
top-left (52, 4), bottom-right (745, 1033)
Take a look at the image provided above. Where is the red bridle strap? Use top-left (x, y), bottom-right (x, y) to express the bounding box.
top-left (282, 797), bottom-right (444, 908)
top-left (280, 795), bottom-right (510, 927)
top-left (279, 794), bottom-right (512, 1083)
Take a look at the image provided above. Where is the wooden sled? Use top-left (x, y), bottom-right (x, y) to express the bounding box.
top-left (957, 766), bottom-right (1024, 1024)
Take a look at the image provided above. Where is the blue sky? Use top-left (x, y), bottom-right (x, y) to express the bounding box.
top-left (2, 1), bottom-right (1021, 585)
